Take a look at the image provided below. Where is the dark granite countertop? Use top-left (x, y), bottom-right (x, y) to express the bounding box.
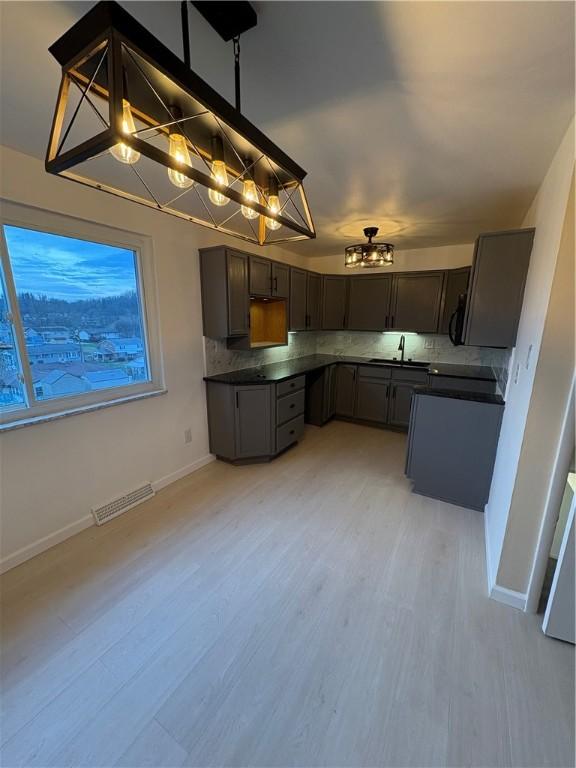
top-left (412, 385), bottom-right (504, 405)
top-left (204, 355), bottom-right (497, 386)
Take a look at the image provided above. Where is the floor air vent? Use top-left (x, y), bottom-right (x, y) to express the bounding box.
top-left (91, 483), bottom-right (155, 525)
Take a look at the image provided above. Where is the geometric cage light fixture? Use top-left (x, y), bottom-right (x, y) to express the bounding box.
top-left (45, 1), bottom-right (315, 246)
top-left (344, 227), bottom-right (394, 268)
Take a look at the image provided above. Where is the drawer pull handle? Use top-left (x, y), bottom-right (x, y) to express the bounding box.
top-left (290, 383), bottom-right (295, 388)
top-left (289, 429), bottom-right (295, 435)
top-left (290, 403), bottom-right (295, 409)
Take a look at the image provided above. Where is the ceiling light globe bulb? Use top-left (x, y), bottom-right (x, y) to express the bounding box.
top-left (265, 194), bottom-right (281, 231)
top-left (241, 179), bottom-right (259, 220)
top-left (208, 160), bottom-right (229, 206)
top-left (110, 99), bottom-right (140, 165)
top-left (167, 132), bottom-right (194, 189)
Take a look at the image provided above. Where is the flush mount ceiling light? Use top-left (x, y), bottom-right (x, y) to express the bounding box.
top-left (345, 227), bottom-right (394, 268)
top-left (45, 1), bottom-right (315, 245)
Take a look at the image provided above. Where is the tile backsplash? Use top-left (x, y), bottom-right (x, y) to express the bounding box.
top-left (204, 331), bottom-right (511, 377)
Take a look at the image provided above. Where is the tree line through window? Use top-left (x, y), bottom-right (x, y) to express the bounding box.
top-left (0, 223), bottom-right (150, 415)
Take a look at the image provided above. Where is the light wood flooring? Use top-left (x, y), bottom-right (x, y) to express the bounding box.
top-left (1, 421), bottom-right (574, 767)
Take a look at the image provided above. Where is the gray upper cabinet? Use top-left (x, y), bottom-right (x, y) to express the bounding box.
top-left (322, 276), bottom-right (348, 330)
top-left (347, 275), bottom-right (392, 331)
top-left (272, 262), bottom-right (290, 298)
top-left (464, 229), bottom-right (534, 347)
top-left (200, 247), bottom-right (249, 338)
top-left (440, 267), bottom-right (470, 334)
top-left (335, 364), bottom-right (357, 417)
top-left (306, 273), bottom-right (322, 330)
top-left (249, 256), bottom-right (272, 296)
top-left (390, 272), bottom-right (444, 333)
top-left (289, 268), bottom-right (308, 331)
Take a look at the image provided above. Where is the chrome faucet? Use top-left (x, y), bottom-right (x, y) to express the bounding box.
top-left (398, 334), bottom-right (406, 364)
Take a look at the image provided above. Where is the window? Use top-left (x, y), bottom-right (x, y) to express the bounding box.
top-left (1, 203), bottom-right (163, 428)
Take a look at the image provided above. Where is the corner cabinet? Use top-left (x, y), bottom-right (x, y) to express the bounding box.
top-left (200, 247), bottom-right (249, 338)
top-left (440, 267), bottom-right (470, 334)
top-left (206, 377), bottom-right (305, 463)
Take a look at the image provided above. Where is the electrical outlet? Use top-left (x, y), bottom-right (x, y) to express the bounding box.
top-left (514, 362), bottom-right (520, 385)
top-left (184, 428), bottom-right (192, 444)
top-left (525, 344), bottom-right (533, 369)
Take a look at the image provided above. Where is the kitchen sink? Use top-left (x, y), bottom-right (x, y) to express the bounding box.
top-left (368, 358), bottom-right (429, 368)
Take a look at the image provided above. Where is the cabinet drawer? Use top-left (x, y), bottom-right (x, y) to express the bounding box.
top-left (391, 368), bottom-right (428, 383)
top-left (276, 414), bottom-right (305, 453)
top-left (277, 375), bottom-right (305, 397)
top-left (357, 365), bottom-right (391, 380)
top-left (428, 375), bottom-right (495, 394)
top-left (277, 389), bottom-right (305, 425)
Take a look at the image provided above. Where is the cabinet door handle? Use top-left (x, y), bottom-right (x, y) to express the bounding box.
top-left (392, 386), bottom-right (396, 399)
top-left (247, 312), bottom-right (251, 329)
top-left (235, 391), bottom-right (239, 408)
top-left (342, 314), bottom-right (346, 328)
top-left (385, 315), bottom-right (388, 329)
top-left (386, 385), bottom-right (390, 398)
top-left (390, 315), bottom-right (394, 328)
top-left (352, 368), bottom-right (356, 380)
top-left (274, 276), bottom-right (278, 292)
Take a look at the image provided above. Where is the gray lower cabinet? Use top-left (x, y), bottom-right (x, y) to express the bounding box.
top-left (347, 275), bottom-right (392, 331)
top-left (354, 377), bottom-right (390, 423)
top-left (335, 364), bottom-right (357, 417)
top-left (200, 247), bottom-right (249, 338)
top-left (406, 392), bottom-right (504, 511)
top-left (464, 229), bottom-right (534, 347)
top-left (249, 256), bottom-right (272, 296)
top-left (388, 383), bottom-right (414, 428)
top-left (440, 267), bottom-right (470, 334)
top-left (206, 381), bottom-right (273, 461)
top-left (390, 272), bottom-right (444, 333)
top-left (306, 365), bottom-right (336, 426)
top-left (272, 263), bottom-right (290, 298)
top-left (206, 377), bottom-right (306, 463)
top-left (322, 276), bottom-right (347, 330)
top-left (289, 268), bottom-right (308, 331)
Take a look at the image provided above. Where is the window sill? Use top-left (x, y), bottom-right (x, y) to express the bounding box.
top-left (0, 388), bottom-right (167, 432)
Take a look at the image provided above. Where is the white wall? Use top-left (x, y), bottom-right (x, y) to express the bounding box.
top-left (484, 120), bottom-right (575, 597)
top-left (0, 145), bottom-right (307, 568)
top-left (305, 243), bottom-right (473, 275)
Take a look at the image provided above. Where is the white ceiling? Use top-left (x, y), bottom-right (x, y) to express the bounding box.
top-left (0, 1), bottom-right (574, 257)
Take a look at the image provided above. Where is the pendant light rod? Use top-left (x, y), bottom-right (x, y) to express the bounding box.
top-left (233, 35), bottom-right (241, 112)
top-left (181, 1), bottom-right (191, 68)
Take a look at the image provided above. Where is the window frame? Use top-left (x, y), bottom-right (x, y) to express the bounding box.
top-left (0, 200), bottom-right (165, 429)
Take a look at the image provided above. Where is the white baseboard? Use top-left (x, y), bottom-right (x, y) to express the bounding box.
top-left (484, 508), bottom-right (527, 611)
top-left (0, 454), bottom-right (216, 575)
top-left (489, 584), bottom-right (528, 611)
top-left (0, 515), bottom-right (93, 575)
top-left (152, 454), bottom-right (215, 492)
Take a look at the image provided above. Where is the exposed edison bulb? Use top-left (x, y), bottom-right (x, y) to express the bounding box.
top-left (241, 179), bottom-right (259, 219)
top-left (208, 160), bottom-right (229, 206)
top-left (110, 100), bottom-right (140, 165)
top-left (265, 194), bottom-right (282, 231)
top-left (167, 132), bottom-right (194, 189)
